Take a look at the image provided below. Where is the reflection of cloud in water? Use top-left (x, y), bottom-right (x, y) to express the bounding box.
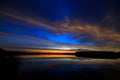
top-left (18, 58), bottom-right (120, 71)
top-left (17, 58), bottom-right (120, 80)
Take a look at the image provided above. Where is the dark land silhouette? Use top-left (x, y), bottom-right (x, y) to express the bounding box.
top-left (0, 48), bottom-right (20, 80)
top-left (75, 51), bottom-right (120, 59)
top-left (0, 48), bottom-right (120, 59)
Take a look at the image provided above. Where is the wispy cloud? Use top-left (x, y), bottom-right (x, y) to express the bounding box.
top-left (0, 9), bottom-right (120, 52)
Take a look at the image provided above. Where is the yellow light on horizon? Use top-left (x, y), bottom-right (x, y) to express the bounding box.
top-left (4, 48), bottom-right (77, 53)
top-left (24, 49), bottom-right (76, 53)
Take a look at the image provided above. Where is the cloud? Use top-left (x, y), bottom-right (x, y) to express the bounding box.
top-left (0, 9), bottom-right (120, 52)
top-left (0, 10), bottom-right (58, 33)
top-left (0, 32), bottom-right (57, 48)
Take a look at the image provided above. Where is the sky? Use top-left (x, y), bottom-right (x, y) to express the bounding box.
top-left (0, 0), bottom-right (120, 52)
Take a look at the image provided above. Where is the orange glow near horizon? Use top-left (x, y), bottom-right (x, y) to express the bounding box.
top-left (16, 55), bottom-right (76, 58)
top-left (25, 49), bottom-right (76, 53)
top-left (4, 48), bottom-right (77, 53)
top-left (5, 48), bottom-right (77, 57)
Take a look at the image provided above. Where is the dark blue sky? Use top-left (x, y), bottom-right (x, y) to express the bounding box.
top-left (0, 0), bottom-right (120, 51)
top-left (0, 0), bottom-right (120, 22)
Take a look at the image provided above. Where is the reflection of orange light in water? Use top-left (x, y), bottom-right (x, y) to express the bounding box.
top-left (11, 49), bottom-right (77, 58)
top-left (16, 55), bottom-right (76, 58)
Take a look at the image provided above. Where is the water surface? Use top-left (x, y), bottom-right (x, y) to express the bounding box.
top-left (16, 57), bottom-right (120, 80)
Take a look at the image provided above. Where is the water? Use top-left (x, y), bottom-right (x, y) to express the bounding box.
top-left (15, 57), bottom-right (120, 80)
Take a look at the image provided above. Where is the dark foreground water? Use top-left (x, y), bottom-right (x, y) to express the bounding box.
top-left (1, 57), bottom-right (120, 80)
